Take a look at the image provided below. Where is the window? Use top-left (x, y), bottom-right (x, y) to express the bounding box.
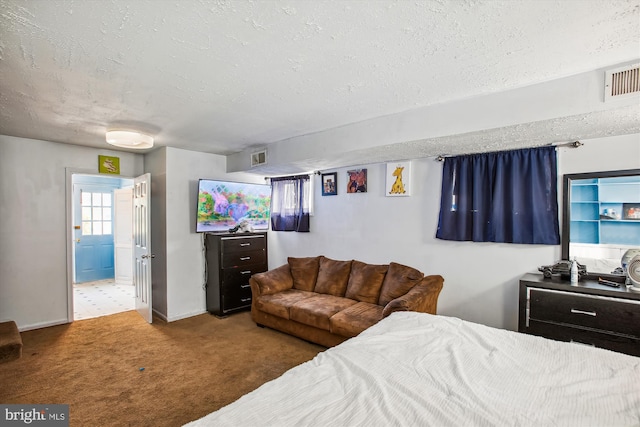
top-left (81, 191), bottom-right (112, 235)
top-left (270, 175), bottom-right (311, 232)
top-left (436, 146), bottom-right (560, 245)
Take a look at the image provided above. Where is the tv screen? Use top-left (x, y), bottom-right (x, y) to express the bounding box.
top-left (196, 179), bottom-right (271, 233)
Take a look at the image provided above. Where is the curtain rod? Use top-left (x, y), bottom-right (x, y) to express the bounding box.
top-left (435, 141), bottom-right (583, 161)
top-left (268, 174), bottom-right (311, 182)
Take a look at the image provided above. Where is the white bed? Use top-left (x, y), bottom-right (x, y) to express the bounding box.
top-left (185, 312), bottom-right (640, 427)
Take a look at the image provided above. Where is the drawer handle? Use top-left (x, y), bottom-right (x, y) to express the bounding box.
top-left (240, 270), bottom-right (252, 275)
top-left (240, 298), bottom-right (251, 302)
top-left (240, 256), bottom-right (251, 261)
top-left (241, 284), bottom-right (250, 289)
top-left (240, 243), bottom-right (251, 247)
top-left (570, 309), bottom-right (596, 317)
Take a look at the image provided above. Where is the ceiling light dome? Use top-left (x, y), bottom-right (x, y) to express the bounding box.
top-left (106, 130), bottom-right (154, 149)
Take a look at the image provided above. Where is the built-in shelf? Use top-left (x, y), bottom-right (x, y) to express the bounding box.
top-left (570, 176), bottom-right (640, 246)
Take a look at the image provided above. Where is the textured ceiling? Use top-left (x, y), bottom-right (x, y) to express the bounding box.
top-left (1, 0), bottom-right (639, 171)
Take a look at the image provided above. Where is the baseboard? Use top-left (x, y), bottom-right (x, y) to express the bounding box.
top-left (152, 309), bottom-right (168, 322)
top-left (165, 309), bottom-right (208, 323)
top-left (19, 318), bottom-right (69, 332)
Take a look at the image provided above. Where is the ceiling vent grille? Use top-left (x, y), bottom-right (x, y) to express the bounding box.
top-left (251, 150), bottom-right (267, 167)
top-left (605, 64), bottom-right (640, 101)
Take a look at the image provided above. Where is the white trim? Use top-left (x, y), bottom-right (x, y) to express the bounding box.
top-left (65, 168), bottom-right (135, 323)
top-left (164, 309), bottom-right (208, 322)
top-left (19, 318), bottom-right (69, 332)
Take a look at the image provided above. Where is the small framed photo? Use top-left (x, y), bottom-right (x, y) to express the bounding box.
top-left (98, 155), bottom-right (120, 174)
top-left (321, 172), bottom-right (338, 196)
top-left (386, 161), bottom-right (411, 196)
top-left (347, 169), bottom-right (367, 193)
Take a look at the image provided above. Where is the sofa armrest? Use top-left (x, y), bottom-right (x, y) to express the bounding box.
top-left (249, 263), bottom-right (294, 297)
top-left (382, 274), bottom-right (444, 318)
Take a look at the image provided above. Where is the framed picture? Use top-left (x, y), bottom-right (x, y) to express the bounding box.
top-left (321, 172), bottom-right (338, 196)
top-left (623, 203), bottom-right (640, 220)
top-left (386, 161), bottom-right (411, 196)
top-left (98, 155), bottom-right (120, 174)
top-left (347, 169), bottom-right (367, 193)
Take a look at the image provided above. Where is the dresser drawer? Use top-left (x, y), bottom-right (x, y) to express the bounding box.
top-left (221, 236), bottom-right (266, 253)
top-left (528, 320), bottom-right (640, 357)
top-left (222, 249), bottom-right (266, 268)
top-left (529, 288), bottom-right (640, 338)
top-left (222, 283), bottom-right (253, 312)
top-left (221, 268), bottom-right (264, 290)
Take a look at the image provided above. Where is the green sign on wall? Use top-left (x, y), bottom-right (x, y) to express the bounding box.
top-left (98, 155), bottom-right (120, 174)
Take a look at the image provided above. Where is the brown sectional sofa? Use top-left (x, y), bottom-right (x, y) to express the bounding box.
top-left (249, 256), bottom-right (444, 347)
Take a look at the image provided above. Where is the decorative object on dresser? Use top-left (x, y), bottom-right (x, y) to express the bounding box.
top-left (519, 273), bottom-right (640, 356)
top-left (538, 259), bottom-right (587, 279)
top-left (628, 255), bottom-right (640, 291)
top-left (249, 256), bottom-right (444, 347)
top-left (205, 232), bottom-right (268, 317)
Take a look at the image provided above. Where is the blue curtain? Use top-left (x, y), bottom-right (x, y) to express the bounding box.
top-left (270, 175), bottom-right (310, 232)
top-left (436, 146), bottom-right (560, 244)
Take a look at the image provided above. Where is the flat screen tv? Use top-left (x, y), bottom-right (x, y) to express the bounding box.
top-left (196, 179), bottom-right (271, 233)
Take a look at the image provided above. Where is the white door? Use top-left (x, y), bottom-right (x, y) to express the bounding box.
top-left (114, 188), bottom-right (133, 285)
top-left (133, 173), bottom-right (153, 323)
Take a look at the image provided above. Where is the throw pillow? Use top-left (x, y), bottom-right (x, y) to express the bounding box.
top-left (314, 257), bottom-right (353, 296)
top-left (288, 256), bottom-right (321, 291)
top-left (378, 262), bottom-right (424, 306)
top-left (345, 261), bottom-right (388, 304)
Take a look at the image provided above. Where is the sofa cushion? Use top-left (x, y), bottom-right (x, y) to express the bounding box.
top-left (314, 257), bottom-right (352, 296)
top-left (255, 289), bottom-right (316, 320)
top-left (378, 262), bottom-right (424, 306)
top-left (251, 264), bottom-right (293, 296)
top-left (330, 302), bottom-right (384, 338)
top-left (290, 294), bottom-right (357, 331)
top-left (288, 256), bottom-right (321, 292)
top-left (345, 261), bottom-right (388, 304)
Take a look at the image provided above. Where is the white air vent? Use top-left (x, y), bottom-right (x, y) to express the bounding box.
top-left (604, 64), bottom-right (640, 101)
top-left (251, 150), bottom-right (267, 167)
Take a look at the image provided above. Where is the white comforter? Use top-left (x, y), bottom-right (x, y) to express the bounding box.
top-left (185, 312), bottom-right (640, 427)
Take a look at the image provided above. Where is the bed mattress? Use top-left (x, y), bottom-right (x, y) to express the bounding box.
top-left (185, 311), bottom-right (640, 426)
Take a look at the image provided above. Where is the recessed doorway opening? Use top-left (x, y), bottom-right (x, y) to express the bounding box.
top-left (71, 174), bottom-right (134, 320)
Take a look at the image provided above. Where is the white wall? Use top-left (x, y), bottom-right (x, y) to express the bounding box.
top-left (156, 147), bottom-right (266, 321)
top-left (145, 148), bottom-right (168, 317)
top-left (267, 133), bottom-right (640, 331)
top-left (0, 135), bottom-right (143, 330)
top-left (557, 133), bottom-right (640, 175)
top-left (228, 62), bottom-right (640, 173)
top-left (1, 133), bottom-right (636, 331)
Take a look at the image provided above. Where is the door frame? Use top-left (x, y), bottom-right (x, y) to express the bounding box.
top-left (65, 168), bottom-right (135, 322)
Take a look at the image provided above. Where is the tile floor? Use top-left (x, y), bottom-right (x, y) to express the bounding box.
top-left (73, 279), bottom-right (135, 320)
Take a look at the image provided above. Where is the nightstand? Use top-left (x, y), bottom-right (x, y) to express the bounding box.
top-left (519, 273), bottom-right (640, 357)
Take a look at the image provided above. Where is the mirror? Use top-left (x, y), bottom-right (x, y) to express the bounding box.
top-left (562, 168), bottom-right (640, 278)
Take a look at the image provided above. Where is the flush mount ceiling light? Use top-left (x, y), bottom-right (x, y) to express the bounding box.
top-left (105, 130), bottom-right (154, 149)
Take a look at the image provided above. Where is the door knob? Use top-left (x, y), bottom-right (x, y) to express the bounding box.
top-left (75, 239), bottom-right (81, 243)
top-left (141, 254), bottom-right (156, 259)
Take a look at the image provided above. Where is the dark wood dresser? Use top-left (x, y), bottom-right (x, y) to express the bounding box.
top-left (519, 273), bottom-right (640, 357)
top-left (205, 232), bottom-right (268, 317)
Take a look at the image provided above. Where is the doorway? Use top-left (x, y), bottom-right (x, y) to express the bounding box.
top-left (71, 174), bottom-right (134, 320)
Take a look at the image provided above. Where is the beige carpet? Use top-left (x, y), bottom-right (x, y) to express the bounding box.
top-left (0, 311), bottom-right (324, 426)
